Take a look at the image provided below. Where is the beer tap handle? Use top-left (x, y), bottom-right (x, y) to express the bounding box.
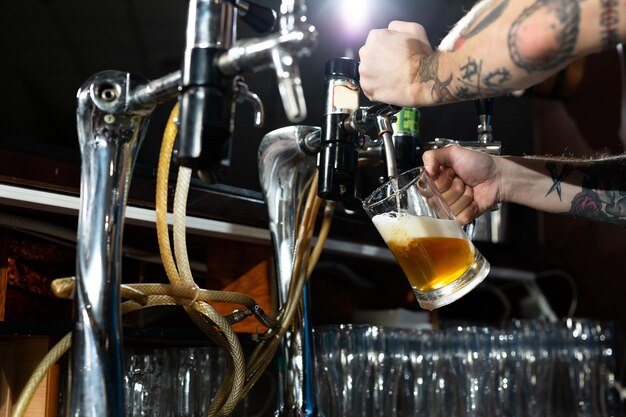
top-left (228, 0), bottom-right (277, 33)
top-left (233, 77), bottom-right (265, 127)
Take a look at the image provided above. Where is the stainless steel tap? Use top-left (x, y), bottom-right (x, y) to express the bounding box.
top-left (72, 70), bottom-right (155, 417)
top-left (258, 125), bottom-right (320, 417)
top-left (256, 97), bottom-right (402, 416)
top-left (70, 1), bottom-right (317, 416)
top-left (177, 0), bottom-right (317, 168)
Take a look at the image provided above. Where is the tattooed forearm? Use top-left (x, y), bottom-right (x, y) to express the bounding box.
top-left (600, 0), bottom-right (620, 49)
top-left (455, 56), bottom-right (512, 99)
top-left (544, 156), bottom-right (626, 225)
top-left (417, 54), bottom-right (456, 103)
top-left (417, 54), bottom-right (512, 102)
top-left (508, 0), bottom-right (580, 73)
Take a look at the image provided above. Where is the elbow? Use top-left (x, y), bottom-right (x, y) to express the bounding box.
top-left (509, 13), bottom-right (573, 72)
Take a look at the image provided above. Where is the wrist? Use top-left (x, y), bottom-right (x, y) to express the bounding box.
top-left (497, 156), bottom-right (523, 205)
top-left (407, 55), bottom-right (429, 107)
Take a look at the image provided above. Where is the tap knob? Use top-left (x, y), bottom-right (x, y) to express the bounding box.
top-left (392, 107), bottom-right (420, 174)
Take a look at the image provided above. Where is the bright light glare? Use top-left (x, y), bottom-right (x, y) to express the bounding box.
top-left (339, 0), bottom-right (369, 35)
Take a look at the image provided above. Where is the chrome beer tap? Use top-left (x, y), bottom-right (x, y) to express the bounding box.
top-left (177, 0), bottom-right (316, 169)
top-left (72, 71), bottom-right (157, 417)
top-left (258, 58), bottom-right (403, 417)
top-left (259, 125), bottom-right (320, 417)
top-left (70, 1), bottom-right (317, 416)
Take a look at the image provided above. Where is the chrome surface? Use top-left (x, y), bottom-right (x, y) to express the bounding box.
top-left (72, 70), bottom-right (154, 417)
top-left (376, 106), bottom-right (400, 180)
top-left (258, 125), bottom-right (321, 416)
top-left (69, 1), bottom-right (319, 414)
top-left (234, 77), bottom-right (265, 127)
top-left (218, 0), bottom-right (317, 122)
top-left (127, 71), bottom-right (181, 109)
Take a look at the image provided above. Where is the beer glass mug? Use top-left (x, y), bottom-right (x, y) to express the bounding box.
top-left (362, 167), bottom-right (490, 310)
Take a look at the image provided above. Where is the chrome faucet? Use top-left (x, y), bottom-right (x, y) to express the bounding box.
top-left (257, 59), bottom-right (402, 416)
top-left (70, 1), bottom-right (317, 416)
top-left (258, 125), bottom-right (320, 416)
top-left (72, 70), bottom-right (156, 417)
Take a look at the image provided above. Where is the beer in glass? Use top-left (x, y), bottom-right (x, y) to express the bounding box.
top-left (362, 167), bottom-right (490, 310)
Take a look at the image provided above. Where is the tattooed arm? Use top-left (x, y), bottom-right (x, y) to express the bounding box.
top-left (359, 0), bottom-right (626, 107)
top-left (422, 145), bottom-right (626, 226)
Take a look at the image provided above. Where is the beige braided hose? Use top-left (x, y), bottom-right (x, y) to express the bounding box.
top-left (12, 103), bottom-right (334, 417)
top-left (13, 200), bottom-right (332, 417)
top-left (155, 104), bottom-right (245, 417)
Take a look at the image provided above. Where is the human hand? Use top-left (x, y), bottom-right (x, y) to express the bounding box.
top-left (358, 21), bottom-right (432, 106)
top-left (422, 145), bottom-right (501, 225)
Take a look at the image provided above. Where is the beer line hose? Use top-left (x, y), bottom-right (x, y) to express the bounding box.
top-left (11, 103), bottom-right (334, 417)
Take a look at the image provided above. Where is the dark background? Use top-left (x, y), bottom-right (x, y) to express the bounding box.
top-left (0, 0), bottom-right (530, 190)
top-left (1, 0), bottom-right (625, 338)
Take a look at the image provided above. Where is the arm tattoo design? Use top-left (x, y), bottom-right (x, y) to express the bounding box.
top-left (418, 54), bottom-right (512, 102)
top-left (545, 157), bottom-right (626, 225)
top-left (417, 54), bottom-right (456, 104)
top-left (455, 56), bottom-right (512, 99)
top-left (600, 0), bottom-right (620, 49)
top-left (545, 161), bottom-right (574, 200)
top-left (508, 0), bottom-right (580, 72)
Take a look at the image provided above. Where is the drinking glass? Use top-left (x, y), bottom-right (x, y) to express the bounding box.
top-left (362, 167), bottom-right (490, 310)
top-left (429, 329), bottom-right (462, 417)
top-left (124, 347), bottom-right (172, 417)
top-left (194, 346), bottom-right (229, 416)
top-left (509, 320), bottom-right (555, 417)
top-left (447, 326), bottom-right (497, 417)
top-left (396, 329), bottom-right (436, 416)
top-left (353, 326), bottom-right (388, 417)
top-left (490, 328), bottom-right (519, 416)
top-left (314, 325), bottom-right (374, 416)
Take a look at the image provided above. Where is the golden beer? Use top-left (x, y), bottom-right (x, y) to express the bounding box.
top-left (372, 213), bottom-right (474, 292)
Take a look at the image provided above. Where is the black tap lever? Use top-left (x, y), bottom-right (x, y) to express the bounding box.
top-left (317, 58), bottom-right (361, 201)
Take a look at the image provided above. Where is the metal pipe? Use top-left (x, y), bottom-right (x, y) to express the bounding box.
top-left (128, 70), bottom-right (180, 108)
top-left (71, 70), bottom-right (154, 417)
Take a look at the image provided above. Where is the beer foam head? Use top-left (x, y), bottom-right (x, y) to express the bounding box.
top-left (372, 212), bottom-right (466, 243)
